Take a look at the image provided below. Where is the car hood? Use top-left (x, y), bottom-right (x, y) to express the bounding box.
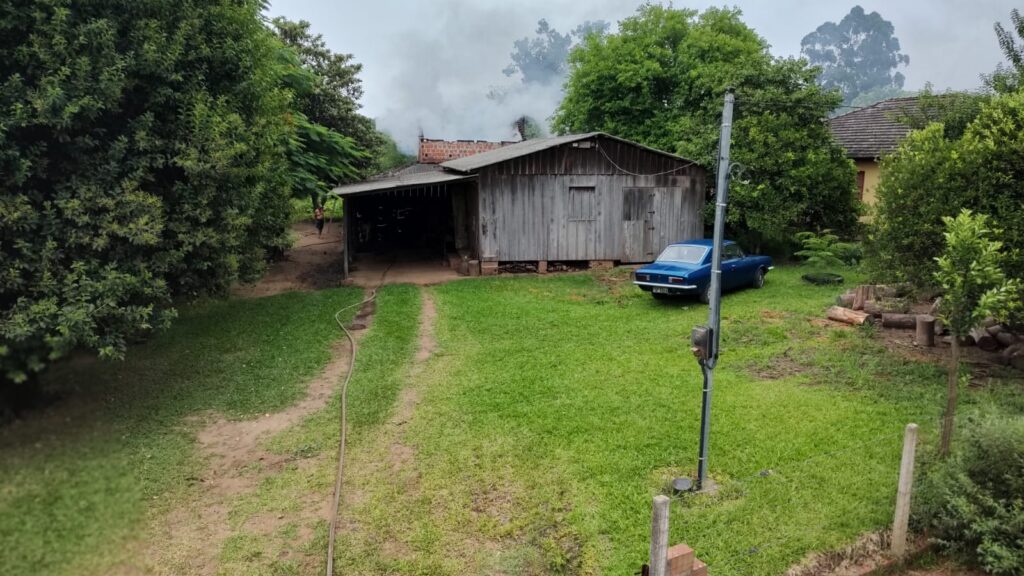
top-left (637, 261), bottom-right (705, 275)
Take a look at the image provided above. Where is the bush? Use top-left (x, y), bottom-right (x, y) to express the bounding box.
top-left (915, 417), bottom-right (1024, 574)
top-left (794, 230), bottom-right (861, 268)
top-left (867, 92), bottom-right (1024, 288)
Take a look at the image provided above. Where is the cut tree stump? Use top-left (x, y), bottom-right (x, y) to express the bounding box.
top-left (837, 292), bottom-right (855, 308)
top-left (882, 313), bottom-right (917, 329)
top-left (852, 285), bottom-right (876, 311)
top-left (916, 315), bottom-right (936, 347)
top-left (827, 306), bottom-right (873, 326)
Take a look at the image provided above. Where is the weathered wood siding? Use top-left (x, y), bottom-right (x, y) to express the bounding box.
top-left (477, 136), bottom-right (705, 262)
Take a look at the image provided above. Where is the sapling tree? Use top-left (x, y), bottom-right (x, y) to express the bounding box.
top-left (934, 210), bottom-right (1022, 457)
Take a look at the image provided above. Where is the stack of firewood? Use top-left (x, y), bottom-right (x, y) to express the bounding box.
top-left (825, 284), bottom-right (1024, 369)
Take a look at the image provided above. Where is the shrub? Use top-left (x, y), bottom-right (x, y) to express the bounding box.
top-left (794, 230), bottom-right (861, 268)
top-left (915, 417), bottom-right (1024, 574)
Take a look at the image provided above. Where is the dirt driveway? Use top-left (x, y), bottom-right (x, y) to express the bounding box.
top-left (233, 220), bottom-right (345, 298)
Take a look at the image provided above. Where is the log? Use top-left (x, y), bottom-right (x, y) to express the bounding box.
top-left (986, 324), bottom-right (1004, 337)
top-left (929, 297), bottom-right (943, 316)
top-left (882, 313), bottom-right (918, 329)
top-left (863, 300), bottom-right (884, 317)
top-left (875, 285), bottom-right (898, 299)
top-left (1003, 343), bottom-right (1024, 370)
top-left (837, 292), bottom-right (856, 308)
top-left (916, 315), bottom-right (936, 347)
top-left (980, 317), bottom-right (998, 329)
top-left (827, 306), bottom-right (873, 326)
top-left (970, 326), bottom-right (998, 352)
top-left (996, 331), bottom-right (1018, 347)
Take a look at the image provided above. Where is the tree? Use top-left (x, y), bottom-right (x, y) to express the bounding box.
top-left (986, 9), bottom-right (1024, 94)
top-left (275, 47), bottom-right (366, 208)
top-left (867, 92), bottom-right (1024, 287)
top-left (503, 19), bottom-right (609, 86)
top-left (801, 6), bottom-right (910, 105)
top-left (934, 211), bottom-right (1021, 457)
top-left (0, 0), bottom-right (363, 402)
top-left (271, 17), bottom-right (383, 173)
top-left (553, 5), bottom-right (858, 249)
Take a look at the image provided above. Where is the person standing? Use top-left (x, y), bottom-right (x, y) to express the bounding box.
top-left (314, 205), bottom-right (325, 237)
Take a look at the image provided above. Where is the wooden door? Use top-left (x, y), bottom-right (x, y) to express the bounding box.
top-left (623, 188), bottom-right (655, 262)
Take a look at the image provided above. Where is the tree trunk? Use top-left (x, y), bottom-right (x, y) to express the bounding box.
top-left (940, 338), bottom-right (960, 459)
top-left (916, 315), bottom-right (936, 347)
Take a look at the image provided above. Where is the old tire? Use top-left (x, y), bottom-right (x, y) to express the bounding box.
top-left (801, 272), bottom-right (844, 286)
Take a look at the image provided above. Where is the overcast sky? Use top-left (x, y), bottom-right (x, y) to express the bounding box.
top-left (267, 1), bottom-right (1018, 150)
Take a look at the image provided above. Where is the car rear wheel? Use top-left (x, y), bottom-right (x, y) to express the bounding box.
top-left (753, 267), bottom-right (766, 289)
top-left (699, 284), bottom-right (711, 304)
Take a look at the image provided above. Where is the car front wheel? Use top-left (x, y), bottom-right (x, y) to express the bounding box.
top-left (753, 267), bottom-right (766, 289)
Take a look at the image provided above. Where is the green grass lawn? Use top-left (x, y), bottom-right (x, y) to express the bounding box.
top-left (0, 287), bottom-right (364, 576)
top-left (2, 268), bottom-right (1021, 576)
top-left (333, 267), bottom-right (1024, 575)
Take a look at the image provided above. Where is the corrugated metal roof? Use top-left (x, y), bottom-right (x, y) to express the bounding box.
top-left (440, 132), bottom-right (695, 172)
top-left (329, 169), bottom-right (473, 197)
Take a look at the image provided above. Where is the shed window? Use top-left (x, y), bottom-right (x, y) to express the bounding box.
top-left (568, 187), bottom-right (596, 221)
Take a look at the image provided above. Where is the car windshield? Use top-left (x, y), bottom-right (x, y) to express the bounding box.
top-left (656, 245), bottom-right (708, 264)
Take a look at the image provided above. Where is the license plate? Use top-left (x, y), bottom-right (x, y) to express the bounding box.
top-left (653, 287), bottom-right (669, 294)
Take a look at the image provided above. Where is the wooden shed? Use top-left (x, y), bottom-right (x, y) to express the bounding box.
top-left (331, 132), bottom-right (706, 276)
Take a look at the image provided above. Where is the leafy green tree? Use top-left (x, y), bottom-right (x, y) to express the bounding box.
top-left (865, 124), bottom-right (966, 286)
top-left (986, 9), bottom-right (1024, 94)
top-left (934, 211), bottom-right (1021, 457)
top-left (275, 48), bottom-right (365, 209)
top-left (271, 17), bottom-right (383, 173)
top-left (372, 132), bottom-right (416, 174)
top-left (891, 84), bottom-right (989, 141)
top-left (868, 92), bottom-right (1024, 287)
top-left (553, 5), bottom-right (858, 249)
top-left (801, 6), bottom-right (910, 105)
top-left (0, 0), bottom-right (359, 398)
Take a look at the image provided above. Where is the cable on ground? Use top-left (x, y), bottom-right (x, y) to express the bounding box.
top-left (325, 260), bottom-right (394, 576)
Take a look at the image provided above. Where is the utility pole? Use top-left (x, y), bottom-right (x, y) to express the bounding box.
top-left (695, 89), bottom-right (734, 491)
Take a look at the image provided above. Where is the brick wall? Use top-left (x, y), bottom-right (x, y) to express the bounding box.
top-left (417, 138), bottom-right (515, 164)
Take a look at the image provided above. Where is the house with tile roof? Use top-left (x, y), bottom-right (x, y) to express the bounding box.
top-left (828, 97), bottom-right (919, 208)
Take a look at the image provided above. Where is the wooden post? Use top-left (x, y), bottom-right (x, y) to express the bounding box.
top-left (916, 315), bottom-right (936, 347)
top-left (342, 200), bottom-right (350, 279)
top-left (892, 423), bottom-right (918, 557)
top-left (649, 495), bottom-right (670, 576)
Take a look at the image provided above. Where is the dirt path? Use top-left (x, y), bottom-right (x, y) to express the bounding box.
top-left (109, 295), bottom-right (375, 575)
top-left (233, 220), bottom-right (345, 298)
top-left (333, 289), bottom-right (437, 566)
top-left (104, 220), bottom-right (368, 573)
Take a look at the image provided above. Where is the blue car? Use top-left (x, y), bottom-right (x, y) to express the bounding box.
top-left (633, 239), bottom-right (773, 302)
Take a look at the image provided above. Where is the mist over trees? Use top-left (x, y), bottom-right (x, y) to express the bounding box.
top-left (554, 5), bottom-right (858, 249)
top-left (801, 6), bottom-right (910, 106)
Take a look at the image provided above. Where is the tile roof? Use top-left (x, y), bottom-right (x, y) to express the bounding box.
top-left (828, 97), bottom-right (919, 159)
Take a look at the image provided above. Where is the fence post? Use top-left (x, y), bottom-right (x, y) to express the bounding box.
top-left (892, 423), bottom-right (918, 557)
top-left (649, 495), bottom-right (670, 576)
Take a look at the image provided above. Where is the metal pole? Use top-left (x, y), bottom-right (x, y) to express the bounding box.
top-left (696, 89), bottom-right (734, 491)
